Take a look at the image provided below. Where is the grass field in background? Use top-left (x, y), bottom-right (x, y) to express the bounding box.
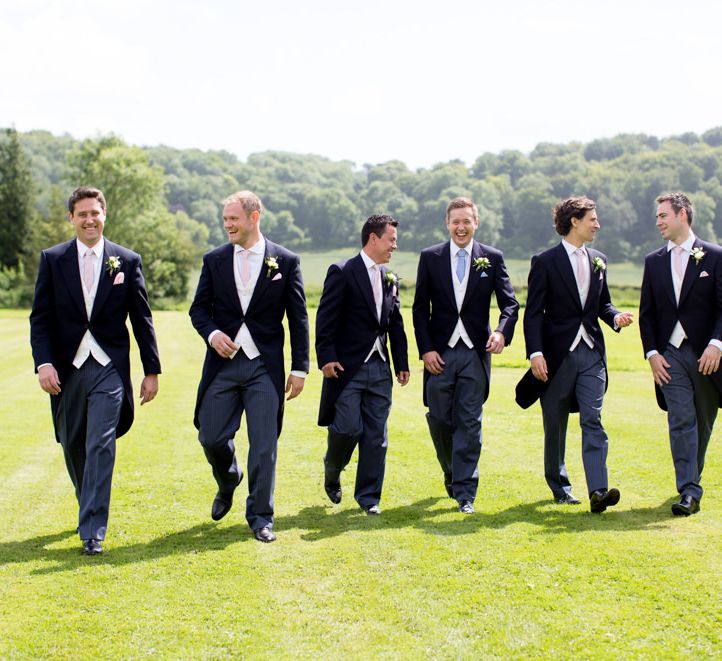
top-left (186, 251), bottom-right (643, 308)
top-left (296, 251), bottom-right (645, 290)
top-left (2, 307), bottom-right (720, 658)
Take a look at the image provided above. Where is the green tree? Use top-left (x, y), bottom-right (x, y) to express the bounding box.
top-left (0, 128), bottom-right (36, 268)
top-left (67, 137), bottom-right (208, 304)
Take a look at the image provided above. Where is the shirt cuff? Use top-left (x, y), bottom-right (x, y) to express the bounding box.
top-left (646, 350), bottom-right (659, 359)
top-left (708, 340), bottom-right (722, 352)
top-left (37, 363), bottom-right (53, 370)
top-left (289, 370), bottom-right (307, 379)
top-left (529, 351), bottom-right (543, 360)
top-left (208, 329), bottom-right (221, 345)
top-left (613, 314), bottom-right (620, 330)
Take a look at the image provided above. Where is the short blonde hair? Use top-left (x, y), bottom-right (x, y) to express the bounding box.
top-left (223, 190), bottom-right (262, 215)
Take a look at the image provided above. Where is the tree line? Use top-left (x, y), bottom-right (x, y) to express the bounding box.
top-left (2, 126), bottom-right (722, 306)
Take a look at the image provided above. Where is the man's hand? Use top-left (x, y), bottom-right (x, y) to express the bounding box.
top-left (285, 374), bottom-right (305, 400)
top-left (698, 345), bottom-right (722, 375)
top-left (210, 332), bottom-right (239, 359)
top-left (649, 353), bottom-right (671, 385)
top-left (38, 364), bottom-right (61, 395)
top-left (140, 374), bottom-right (159, 405)
top-left (397, 370), bottom-right (410, 386)
top-left (530, 355), bottom-right (548, 382)
top-left (615, 312), bottom-right (634, 328)
top-left (422, 351), bottom-right (445, 375)
top-left (322, 362), bottom-right (344, 378)
top-left (486, 331), bottom-right (506, 354)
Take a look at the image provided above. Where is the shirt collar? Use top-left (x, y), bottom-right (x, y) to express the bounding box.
top-left (561, 238), bottom-right (585, 256)
top-left (450, 241), bottom-right (471, 258)
top-left (360, 249), bottom-right (379, 270)
top-left (76, 237), bottom-right (104, 258)
top-left (234, 234), bottom-right (265, 256)
top-left (667, 231), bottom-right (696, 253)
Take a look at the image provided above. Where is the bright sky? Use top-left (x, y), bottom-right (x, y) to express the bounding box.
top-left (1, 0), bottom-right (720, 169)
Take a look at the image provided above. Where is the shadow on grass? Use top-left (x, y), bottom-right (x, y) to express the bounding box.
top-left (0, 522), bottom-right (257, 575)
top-left (278, 495), bottom-right (676, 541)
top-left (1, 497), bottom-right (677, 572)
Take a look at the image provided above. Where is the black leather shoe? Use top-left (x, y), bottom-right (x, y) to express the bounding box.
top-left (671, 494), bottom-right (700, 516)
top-left (211, 473), bottom-right (243, 521)
top-left (82, 539), bottom-right (103, 555)
top-left (590, 488), bottom-right (620, 513)
top-left (364, 504), bottom-right (381, 516)
top-left (458, 500), bottom-right (475, 514)
top-left (324, 483), bottom-right (342, 504)
top-left (254, 526), bottom-right (276, 543)
top-left (556, 493), bottom-right (581, 505)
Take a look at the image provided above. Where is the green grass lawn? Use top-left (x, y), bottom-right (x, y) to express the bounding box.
top-left (1, 307), bottom-right (720, 658)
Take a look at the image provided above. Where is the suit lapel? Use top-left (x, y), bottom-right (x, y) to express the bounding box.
top-left (438, 242), bottom-right (456, 308)
top-left (58, 240), bottom-right (87, 319)
top-left (379, 266), bottom-right (394, 325)
top-left (351, 254), bottom-right (379, 321)
top-left (246, 241), bottom-right (274, 313)
top-left (551, 242), bottom-right (582, 308)
top-left (653, 247), bottom-right (676, 306)
top-left (583, 249), bottom-right (600, 312)
top-left (679, 240), bottom-right (704, 306)
top-left (216, 244), bottom-right (243, 315)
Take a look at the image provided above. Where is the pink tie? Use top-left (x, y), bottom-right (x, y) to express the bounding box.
top-left (372, 265), bottom-right (382, 313)
top-left (239, 250), bottom-right (250, 286)
top-left (83, 249), bottom-right (95, 293)
top-left (673, 245), bottom-right (685, 280)
top-left (575, 248), bottom-right (586, 289)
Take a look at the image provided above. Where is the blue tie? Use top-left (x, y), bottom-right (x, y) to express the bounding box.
top-left (456, 249), bottom-right (467, 283)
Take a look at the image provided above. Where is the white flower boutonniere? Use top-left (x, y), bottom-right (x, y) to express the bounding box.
top-left (474, 257), bottom-right (490, 271)
top-left (592, 256), bottom-right (606, 273)
top-left (384, 271), bottom-right (400, 286)
top-left (265, 256), bottom-right (280, 278)
top-left (105, 255), bottom-right (122, 277)
top-left (385, 270), bottom-right (400, 296)
top-left (691, 247), bottom-right (705, 265)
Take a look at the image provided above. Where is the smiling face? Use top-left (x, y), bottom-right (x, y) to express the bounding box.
top-left (567, 209), bottom-right (600, 246)
top-left (223, 202), bottom-right (260, 247)
top-left (446, 206), bottom-right (479, 249)
top-left (365, 224), bottom-right (398, 264)
top-left (69, 197), bottom-right (106, 247)
top-left (656, 200), bottom-right (690, 244)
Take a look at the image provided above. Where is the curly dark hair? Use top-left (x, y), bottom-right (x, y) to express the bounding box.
top-left (552, 197), bottom-right (596, 236)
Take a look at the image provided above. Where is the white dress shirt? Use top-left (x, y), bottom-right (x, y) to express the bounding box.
top-left (360, 250), bottom-right (387, 363)
top-left (646, 231), bottom-right (722, 358)
top-left (208, 236), bottom-right (306, 377)
top-left (562, 239), bottom-right (594, 352)
top-left (447, 242), bottom-right (474, 349)
top-left (72, 238), bottom-right (112, 369)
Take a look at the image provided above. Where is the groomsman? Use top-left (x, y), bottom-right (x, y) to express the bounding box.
top-left (190, 190), bottom-right (309, 542)
top-left (30, 186), bottom-right (161, 554)
top-left (639, 192), bottom-right (722, 516)
top-left (413, 197), bottom-right (519, 513)
top-left (516, 196), bottom-right (633, 512)
top-left (316, 214), bottom-right (410, 515)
